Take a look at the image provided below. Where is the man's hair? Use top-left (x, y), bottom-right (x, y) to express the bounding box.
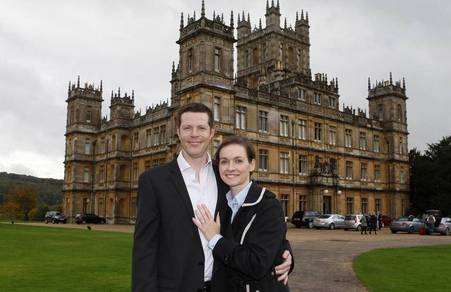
top-left (214, 136), bottom-right (256, 163)
top-left (175, 102), bottom-right (213, 128)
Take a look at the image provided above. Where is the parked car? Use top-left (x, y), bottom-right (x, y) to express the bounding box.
top-left (390, 216), bottom-right (424, 234)
top-left (344, 214), bottom-right (365, 231)
top-left (428, 217), bottom-right (451, 236)
top-left (380, 215), bottom-right (392, 227)
top-left (313, 214), bottom-right (346, 230)
top-left (291, 210), bottom-right (320, 228)
top-left (75, 213), bottom-right (106, 224)
top-left (44, 211), bottom-right (67, 224)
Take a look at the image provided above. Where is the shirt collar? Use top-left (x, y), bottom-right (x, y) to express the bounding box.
top-left (177, 151), bottom-right (212, 172)
top-left (226, 181), bottom-right (253, 209)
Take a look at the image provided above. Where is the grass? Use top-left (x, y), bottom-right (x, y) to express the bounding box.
top-left (0, 224), bottom-right (132, 292)
top-left (354, 244), bottom-right (451, 292)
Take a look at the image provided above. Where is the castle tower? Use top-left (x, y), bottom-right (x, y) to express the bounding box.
top-left (236, 1), bottom-right (311, 88)
top-left (367, 73), bottom-right (409, 217)
top-left (64, 76), bottom-right (103, 220)
top-left (109, 88), bottom-right (135, 121)
top-left (171, 0), bottom-right (236, 113)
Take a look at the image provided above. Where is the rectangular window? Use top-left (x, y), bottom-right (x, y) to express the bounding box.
top-left (345, 129), bottom-right (353, 148)
top-left (258, 110), bottom-right (268, 132)
top-left (214, 48), bottom-right (221, 72)
top-left (361, 198), bottom-right (368, 214)
top-left (328, 126), bottom-right (336, 145)
top-left (314, 93), bottom-right (321, 105)
top-left (86, 110), bottom-right (92, 124)
top-left (360, 162), bottom-right (368, 180)
top-left (299, 195), bottom-right (307, 212)
top-left (280, 152), bottom-right (289, 174)
top-left (375, 198), bottom-right (381, 213)
top-left (400, 170), bottom-right (406, 184)
top-left (133, 132), bottom-right (139, 150)
top-left (99, 165), bottom-right (105, 183)
top-left (153, 127), bottom-right (160, 146)
top-left (146, 129), bottom-right (152, 148)
top-left (280, 115), bottom-right (289, 137)
top-left (213, 97), bottom-right (221, 121)
top-left (258, 149), bottom-right (268, 171)
top-left (188, 48), bottom-right (193, 72)
top-left (328, 97), bottom-right (336, 108)
top-left (346, 197), bottom-right (354, 215)
top-left (84, 140), bottom-right (91, 155)
top-left (299, 155), bottom-right (308, 175)
top-left (298, 119), bottom-right (307, 140)
top-left (235, 106), bottom-right (247, 130)
top-left (359, 132), bottom-right (367, 150)
top-left (280, 194), bottom-right (289, 217)
top-left (373, 135), bottom-right (380, 153)
top-left (160, 125), bottom-right (166, 144)
top-left (374, 164), bottom-right (381, 181)
top-left (314, 122), bottom-right (322, 142)
top-left (83, 168), bottom-right (90, 183)
top-left (346, 161), bottom-right (353, 179)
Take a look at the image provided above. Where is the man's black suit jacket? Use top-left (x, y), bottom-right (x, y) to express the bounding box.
top-left (132, 158), bottom-right (229, 292)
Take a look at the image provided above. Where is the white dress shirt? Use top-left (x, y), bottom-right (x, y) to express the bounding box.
top-left (177, 151), bottom-right (218, 282)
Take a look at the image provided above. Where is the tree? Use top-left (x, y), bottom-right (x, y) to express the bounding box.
top-left (410, 136), bottom-right (451, 216)
top-left (2, 185), bottom-right (38, 221)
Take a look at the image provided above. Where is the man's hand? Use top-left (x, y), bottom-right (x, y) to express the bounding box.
top-left (192, 204), bottom-right (221, 241)
top-left (275, 250), bottom-right (292, 285)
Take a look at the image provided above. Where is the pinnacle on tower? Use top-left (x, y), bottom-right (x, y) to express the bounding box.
top-left (172, 61), bottom-right (175, 74)
top-left (271, 0), bottom-right (274, 7)
top-left (296, 11), bottom-right (299, 22)
top-left (111, 90), bottom-right (114, 98)
top-left (118, 87), bottom-right (121, 97)
top-left (389, 72), bottom-right (393, 85)
top-left (68, 81), bottom-right (71, 92)
top-left (266, 0), bottom-right (269, 11)
top-left (277, 0), bottom-right (280, 9)
top-left (132, 90), bottom-right (135, 99)
top-left (100, 80), bottom-right (103, 92)
top-left (193, 10), bottom-right (196, 20)
top-left (368, 77), bottom-right (371, 90)
top-left (247, 13), bottom-right (250, 23)
top-left (77, 75), bottom-right (80, 87)
top-left (213, 10), bottom-right (216, 20)
top-left (221, 13), bottom-right (224, 23)
top-left (301, 10), bottom-right (304, 20)
top-left (180, 12), bottom-right (184, 28)
top-left (242, 11), bottom-right (245, 22)
top-left (201, 0), bottom-right (205, 17)
top-left (402, 77), bottom-right (406, 89)
top-left (284, 17), bottom-right (287, 29)
top-left (259, 18), bottom-right (262, 29)
top-left (237, 13), bottom-right (240, 23)
top-left (306, 12), bottom-right (309, 23)
top-left (230, 10), bottom-right (234, 27)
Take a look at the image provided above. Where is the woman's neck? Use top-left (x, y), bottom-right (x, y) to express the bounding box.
top-left (230, 180), bottom-right (251, 197)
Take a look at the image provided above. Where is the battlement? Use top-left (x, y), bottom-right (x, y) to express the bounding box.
top-left (110, 87), bottom-right (135, 107)
top-left (368, 72), bottom-right (407, 100)
top-left (178, 0), bottom-right (234, 44)
top-left (313, 73), bottom-right (339, 93)
top-left (67, 76), bottom-right (103, 101)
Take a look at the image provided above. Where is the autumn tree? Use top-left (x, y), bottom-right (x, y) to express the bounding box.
top-left (2, 185), bottom-right (38, 221)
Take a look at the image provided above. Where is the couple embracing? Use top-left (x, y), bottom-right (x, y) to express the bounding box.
top-left (132, 103), bottom-right (294, 292)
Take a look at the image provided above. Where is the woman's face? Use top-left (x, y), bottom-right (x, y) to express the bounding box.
top-left (218, 144), bottom-right (255, 191)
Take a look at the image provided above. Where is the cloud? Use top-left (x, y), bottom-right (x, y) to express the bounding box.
top-left (0, 0), bottom-right (450, 178)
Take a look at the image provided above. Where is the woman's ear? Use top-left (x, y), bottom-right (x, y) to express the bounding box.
top-left (249, 159), bottom-right (256, 172)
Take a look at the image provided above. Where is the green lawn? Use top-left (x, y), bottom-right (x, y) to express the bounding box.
top-left (354, 244), bottom-right (451, 292)
top-left (0, 224), bottom-right (132, 292)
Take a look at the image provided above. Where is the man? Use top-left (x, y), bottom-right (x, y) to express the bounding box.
top-left (132, 103), bottom-right (293, 291)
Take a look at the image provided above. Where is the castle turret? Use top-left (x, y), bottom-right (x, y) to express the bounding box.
top-left (109, 88), bottom-right (135, 121)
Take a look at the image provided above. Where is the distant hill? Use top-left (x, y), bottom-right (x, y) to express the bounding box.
top-left (0, 172), bottom-right (63, 206)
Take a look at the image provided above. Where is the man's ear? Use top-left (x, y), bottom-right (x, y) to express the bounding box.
top-left (209, 127), bottom-right (216, 139)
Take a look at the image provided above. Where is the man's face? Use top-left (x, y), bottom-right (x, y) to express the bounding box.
top-left (177, 112), bottom-right (215, 159)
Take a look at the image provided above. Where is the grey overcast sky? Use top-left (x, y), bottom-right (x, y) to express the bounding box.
top-left (1, 0), bottom-right (450, 179)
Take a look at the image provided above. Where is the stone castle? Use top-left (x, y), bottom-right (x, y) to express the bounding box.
top-left (63, 0), bottom-right (409, 223)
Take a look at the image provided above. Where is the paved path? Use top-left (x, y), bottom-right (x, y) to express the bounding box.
top-left (287, 228), bottom-right (451, 292)
top-left (10, 222), bottom-right (451, 291)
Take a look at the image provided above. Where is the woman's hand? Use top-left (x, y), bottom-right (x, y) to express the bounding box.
top-left (192, 203), bottom-right (221, 241)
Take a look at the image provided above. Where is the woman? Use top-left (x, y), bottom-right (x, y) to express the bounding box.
top-left (192, 136), bottom-right (290, 292)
